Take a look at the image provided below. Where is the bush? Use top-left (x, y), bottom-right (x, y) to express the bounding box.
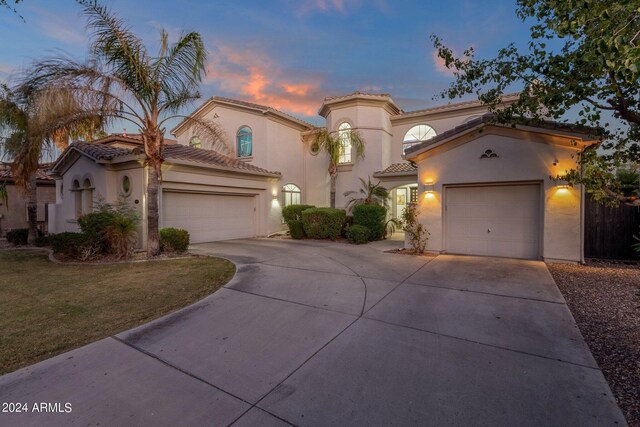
top-left (160, 227), bottom-right (190, 252)
top-left (341, 215), bottom-right (354, 237)
top-left (34, 234), bottom-right (49, 247)
top-left (282, 204), bottom-right (315, 239)
top-left (6, 228), bottom-right (28, 246)
top-left (282, 204), bottom-right (316, 223)
top-left (49, 232), bottom-right (100, 260)
top-left (302, 208), bottom-right (346, 240)
top-left (401, 203), bottom-right (429, 254)
top-left (288, 220), bottom-right (305, 240)
top-left (353, 204), bottom-right (387, 241)
top-left (346, 224), bottom-right (370, 244)
top-left (78, 198), bottom-right (139, 257)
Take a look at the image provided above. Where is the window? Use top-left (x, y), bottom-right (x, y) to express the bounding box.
top-left (72, 180), bottom-right (82, 219)
top-left (403, 124), bottom-right (437, 155)
top-left (121, 175), bottom-right (132, 196)
top-left (338, 122), bottom-right (352, 164)
top-left (82, 179), bottom-right (93, 215)
top-left (189, 136), bottom-right (202, 149)
top-left (237, 126), bottom-right (252, 157)
top-left (282, 184), bottom-right (301, 207)
top-left (410, 187), bottom-right (418, 204)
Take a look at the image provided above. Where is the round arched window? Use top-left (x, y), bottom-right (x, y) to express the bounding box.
top-left (237, 126), bottom-right (252, 157)
top-left (282, 183), bottom-right (301, 206)
top-left (403, 124), bottom-right (437, 154)
top-left (337, 122), bottom-right (352, 164)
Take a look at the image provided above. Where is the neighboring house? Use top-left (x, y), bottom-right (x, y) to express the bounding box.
top-left (0, 164), bottom-right (56, 236)
top-left (47, 91), bottom-right (597, 262)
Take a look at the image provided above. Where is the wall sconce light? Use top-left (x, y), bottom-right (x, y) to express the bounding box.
top-left (423, 182), bottom-right (435, 193)
top-left (554, 177), bottom-right (570, 188)
top-left (272, 194), bottom-right (278, 200)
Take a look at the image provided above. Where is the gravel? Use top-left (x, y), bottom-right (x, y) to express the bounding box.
top-left (548, 260), bottom-right (640, 426)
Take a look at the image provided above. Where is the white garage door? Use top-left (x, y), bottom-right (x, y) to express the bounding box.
top-left (445, 184), bottom-right (540, 259)
top-left (162, 192), bottom-right (256, 243)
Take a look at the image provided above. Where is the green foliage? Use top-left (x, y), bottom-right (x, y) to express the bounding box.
top-left (49, 232), bottom-right (100, 260)
top-left (287, 220), bottom-right (305, 240)
top-left (302, 208), bottom-right (346, 240)
top-left (400, 203), bottom-right (429, 254)
top-left (282, 204), bottom-right (315, 239)
top-left (34, 234), bottom-right (49, 247)
top-left (616, 168), bottom-right (639, 196)
top-left (159, 227), bottom-right (190, 253)
top-left (344, 177), bottom-right (389, 211)
top-left (432, 0), bottom-right (640, 206)
top-left (341, 215), bottom-right (354, 237)
top-left (633, 228), bottom-right (640, 256)
top-left (385, 218), bottom-right (402, 237)
top-left (282, 204), bottom-right (316, 223)
top-left (353, 204), bottom-right (387, 241)
top-left (346, 224), bottom-right (370, 244)
top-left (77, 198), bottom-right (139, 258)
top-left (6, 228), bottom-right (28, 245)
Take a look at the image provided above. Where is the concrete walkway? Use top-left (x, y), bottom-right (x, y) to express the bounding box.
top-left (0, 239), bottom-right (626, 426)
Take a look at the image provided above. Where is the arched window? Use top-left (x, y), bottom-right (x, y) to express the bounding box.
top-left (72, 179), bottom-right (82, 219)
top-left (337, 122), bottom-right (352, 164)
top-left (237, 126), bottom-right (252, 157)
top-left (282, 184), bottom-right (301, 206)
top-left (82, 179), bottom-right (93, 216)
top-left (403, 124), bottom-right (437, 155)
top-left (189, 136), bottom-right (202, 149)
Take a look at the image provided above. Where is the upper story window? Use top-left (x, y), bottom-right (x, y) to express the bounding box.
top-left (403, 124), bottom-right (437, 155)
top-left (282, 183), bottom-right (301, 207)
top-left (237, 126), bottom-right (252, 157)
top-left (337, 122), bottom-right (352, 164)
top-left (189, 136), bottom-right (202, 149)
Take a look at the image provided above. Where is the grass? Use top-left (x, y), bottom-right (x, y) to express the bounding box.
top-left (0, 250), bottom-right (235, 375)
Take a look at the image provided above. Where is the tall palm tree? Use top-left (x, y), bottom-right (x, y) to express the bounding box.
top-left (344, 177), bottom-right (389, 211)
top-left (25, 0), bottom-right (227, 255)
top-left (0, 83), bottom-right (102, 243)
top-left (310, 127), bottom-right (365, 208)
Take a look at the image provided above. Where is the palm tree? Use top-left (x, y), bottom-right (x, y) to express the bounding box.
top-left (24, 0), bottom-right (227, 255)
top-left (344, 177), bottom-right (389, 211)
top-left (0, 83), bottom-right (102, 243)
top-left (310, 127), bottom-right (365, 208)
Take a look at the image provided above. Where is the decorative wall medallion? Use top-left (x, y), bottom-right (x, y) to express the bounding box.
top-left (480, 149), bottom-right (499, 159)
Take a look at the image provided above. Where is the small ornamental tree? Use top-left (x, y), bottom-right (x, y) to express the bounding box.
top-left (400, 202), bottom-right (429, 254)
top-left (432, 0), bottom-right (640, 206)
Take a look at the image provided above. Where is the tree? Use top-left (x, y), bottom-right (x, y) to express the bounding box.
top-left (432, 0), bottom-right (640, 206)
top-left (344, 177), bottom-right (389, 211)
top-left (1, 0), bottom-right (23, 20)
top-left (25, 0), bottom-right (227, 255)
top-left (0, 83), bottom-right (103, 243)
top-left (310, 127), bottom-right (365, 208)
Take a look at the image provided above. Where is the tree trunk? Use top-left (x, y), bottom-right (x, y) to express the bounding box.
top-left (147, 164), bottom-right (161, 256)
top-left (26, 172), bottom-right (37, 244)
top-left (330, 172), bottom-right (337, 208)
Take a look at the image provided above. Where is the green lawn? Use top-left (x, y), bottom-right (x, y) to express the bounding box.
top-left (0, 250), bottom-right (235, 374)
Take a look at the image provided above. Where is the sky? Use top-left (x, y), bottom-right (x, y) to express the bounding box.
top-left (0, 0), bottom-right (532, 132)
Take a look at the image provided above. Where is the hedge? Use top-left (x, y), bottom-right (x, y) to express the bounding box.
top-left (49, 232), bottom-right (97, 258)
top-left (282, 204), bottom-right (316, 223)
top-left (353, 204), bottom-right (387, 241)
top-left (288, 220), bottom-right (305, 239)
top-left (302, 208), bottom-right (346, 240)
top-left (6, 228), bottom-right (28, 246)
top-left (346, 224), bottom-right (370, 244)
top-left (160, 227), bottom-right (190, 252)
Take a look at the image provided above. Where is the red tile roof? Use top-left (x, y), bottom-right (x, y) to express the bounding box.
top-left (0, 163), bottom-right (54, 181)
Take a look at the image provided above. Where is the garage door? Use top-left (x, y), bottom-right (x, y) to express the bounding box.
top-left (162, 192), bottom-right (256, 243)
top-left (445, 184), bottom-right (540, 259)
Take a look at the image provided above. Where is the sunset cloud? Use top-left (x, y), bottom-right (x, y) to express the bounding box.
top-left (205, 44), bottom-right (325, 117)
top-left (432, 49), bottom-right (456, 76)
top-left (31, 7), bottom-right (86, 46)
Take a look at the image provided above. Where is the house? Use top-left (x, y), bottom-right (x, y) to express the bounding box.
top-left (47, 92), bottom-right (597, 262)
top-left (0, 163), bottom-right (56, 236)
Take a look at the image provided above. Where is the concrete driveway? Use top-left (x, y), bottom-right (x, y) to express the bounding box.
top-left (0, 239), bottom-right (626, 426)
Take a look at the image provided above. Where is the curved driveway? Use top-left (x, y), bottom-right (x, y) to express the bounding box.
top-left (0, 238), bottom-right (626, 426)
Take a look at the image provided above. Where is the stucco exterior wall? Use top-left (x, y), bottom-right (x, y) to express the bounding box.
top-left (0, 183), bottom-right (56, 235)
top-left (411, 130), bottom-right (585, 262)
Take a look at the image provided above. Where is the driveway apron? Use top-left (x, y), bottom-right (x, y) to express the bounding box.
top-left (0, 239), bottom-right (626, 426)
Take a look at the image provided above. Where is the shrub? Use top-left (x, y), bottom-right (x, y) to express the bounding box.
top-left (6, 228), bottom-right (28, 246)
top-left (400, 203), bottom-right (429, 254)
top-left (282, 204), bottom-right (315, 239)
top-left (160, 227), bottom-right (190, 252)
top-left (353, 204), bottom-right (387, 241)
top-left (49, 232), bottom-right (100, 260)
top-left (302, 208), bottom-right (346, 240)
top-left (346, 224), bottom-right (370, 244)
top-left (341, 215), bottom-right (354, 237)
top-left (282, 204), bottom-right (316, 223)
top-left (34, 234), bottom-right (49, 247)
top-left (78, 198), bottom-right (139, 257)
top-left (288, 220), bottom-right (305, 240)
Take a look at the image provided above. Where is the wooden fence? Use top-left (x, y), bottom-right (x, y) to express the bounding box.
top-left (584, 193), bottom-right (640, 260)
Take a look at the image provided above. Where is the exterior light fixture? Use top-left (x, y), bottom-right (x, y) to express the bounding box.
top-left (423, 182), bottom-right (435, 193)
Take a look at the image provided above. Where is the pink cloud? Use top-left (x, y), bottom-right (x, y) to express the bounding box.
top-left (432, 50), bottom-right (456, 76)
top-left (295, 0), bottom-right (361, 16)
top-left (205, 44), bottom-right (325, 117)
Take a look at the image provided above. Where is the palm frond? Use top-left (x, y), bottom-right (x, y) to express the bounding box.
top-left (162, 114), bottom-right (230, 156)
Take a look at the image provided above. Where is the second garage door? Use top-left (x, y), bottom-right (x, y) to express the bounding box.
top-left (162, 191), bottom-right (256, 243)
top-left (445, 184), bottom-right (541, 259)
